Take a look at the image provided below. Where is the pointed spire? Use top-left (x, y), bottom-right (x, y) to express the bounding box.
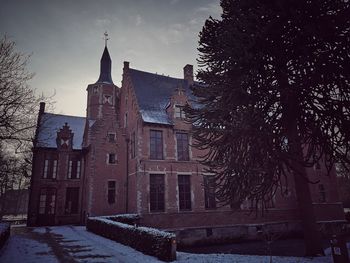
top-left (96, 32), bottom-right (113, 84)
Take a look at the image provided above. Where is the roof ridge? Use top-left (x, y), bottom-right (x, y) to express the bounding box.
top-left (43, 112), bottom-right (86, 119)
top-left (129, 68), bottom-right (185, 81)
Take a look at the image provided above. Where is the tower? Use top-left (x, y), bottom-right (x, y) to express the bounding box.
top-left (86, 45), bottom-right (118, 119)
top-left (82, 37), bottom-right (126, 217)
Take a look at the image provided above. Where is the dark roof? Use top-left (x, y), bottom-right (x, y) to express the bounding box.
top-left (96, 46), bottom-right (113, 84)
top-left (129, 68), bottom-right (196, 125)
top-left (36, 113), bottom-right (86, 150)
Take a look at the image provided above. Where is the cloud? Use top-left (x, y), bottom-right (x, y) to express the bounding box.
top-left (158, 23), bottom-right (186, 45)
top-left (195, 1), bottom-right (221, 18)
top-left (94, 18), bottom-right (112, 27)
top-left (135, 14), bottom-right (143, 26)
top-left (170, 0), bottom-right (179, 4)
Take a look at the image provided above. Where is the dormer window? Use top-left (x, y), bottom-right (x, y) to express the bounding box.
top-left (56, 123), bottom-right (73, 150)
top-left (103, 94), bottom-right (113, 105)
top-left (175, 105), bottom-right (186, 119)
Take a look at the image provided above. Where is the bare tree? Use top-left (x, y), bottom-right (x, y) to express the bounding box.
top-left (0, 35), bottom-right (40, 151)
top-left (0, 35), bottom-right (53, 218)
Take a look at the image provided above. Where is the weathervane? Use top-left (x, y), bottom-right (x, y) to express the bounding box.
top-left (103, 31), bottom-right (109, 47)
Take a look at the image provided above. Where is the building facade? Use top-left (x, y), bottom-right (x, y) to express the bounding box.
top-left (27, 46), bottom-right (345, 231)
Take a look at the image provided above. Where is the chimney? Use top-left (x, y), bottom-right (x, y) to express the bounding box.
top-left (39, 102), bottom-right (45, 116)
top-left (183, 64), bottom-right (193, 85)
top-left (123, 61), bottom-right (130, 71)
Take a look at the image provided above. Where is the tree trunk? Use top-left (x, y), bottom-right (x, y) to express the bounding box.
top-left (290, 133), bottom-right (324, 256)
top-left (277, 59), bottom-right (324, 256)
top-left (284, 104), bottom-right (324, 256)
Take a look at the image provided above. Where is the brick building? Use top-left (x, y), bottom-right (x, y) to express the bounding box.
top-left (27, 46), bottom-right (345, 235)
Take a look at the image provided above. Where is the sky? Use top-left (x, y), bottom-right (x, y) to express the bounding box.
top-left (0, 0), bottom-right (221, 117)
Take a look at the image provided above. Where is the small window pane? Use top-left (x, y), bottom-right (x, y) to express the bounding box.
top-left (150, 174), bottom-right (165, 212)
top-left (65, 187), bottom-right (79, 214)
top-left (150, 130), bottom-right (163, 160)
top-left (108, 133), bottom-right (116, 142)
top-left (178, 175), bottom-right (191, 211)
top-left (176, 133), bottom-right (189, 161)
top-left (204, 176), bottom-right (216, 209)
top-left (108, 181), bottom-right (116, 204)
top-left (43, 160), bottom-right (49, 178)
top-left (108, 154), bottom-right (116, 164)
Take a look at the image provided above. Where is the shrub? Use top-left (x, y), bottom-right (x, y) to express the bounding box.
top-left (0, 223), bottom-right (10, 249)
top-left (87, 216), bottom-right (176, 261)
top-left (105, 214), bottom-right (141, 225)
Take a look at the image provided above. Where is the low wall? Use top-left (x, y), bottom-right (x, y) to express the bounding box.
top-left (139, 209), bottom-right (300, 229)
top-left (86, 215), bottom-right (176, 261)
top-left (171, 221), bottom-right (302, 247)
top-left (171, 220), bottom-right (348, 247)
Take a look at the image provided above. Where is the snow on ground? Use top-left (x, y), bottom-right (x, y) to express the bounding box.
top-left (49, 226), bottom-right (162, 263)
top-left (0, 225), bottom-right (342, 262)
top-left (0, 230), bottom-right (58, 263)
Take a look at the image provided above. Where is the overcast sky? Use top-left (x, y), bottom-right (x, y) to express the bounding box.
top-left (0, 0), bottom-right (221, 116)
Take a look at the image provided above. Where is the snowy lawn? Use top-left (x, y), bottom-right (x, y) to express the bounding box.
top-left (0, 225), bottom-right (343, 262)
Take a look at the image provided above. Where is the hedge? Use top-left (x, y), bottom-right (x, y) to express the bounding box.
top-left (104, 214), bottom-right (141, 226)
top-left (0, 222), bottom-right (10, 249)
top-left (86, 216), bottom-right (176, 261)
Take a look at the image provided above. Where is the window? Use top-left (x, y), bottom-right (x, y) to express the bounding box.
top-left (108, 133), bottom-right (116, 143)
top-left (178, 175), bottom-right (191, 211)
top-left (176, 133), bottom-right (189, 161)
top-left (65, 187), bottom-right (79, 214)
top-left (108, 153), bottom-right (116, 164)
top-left (204, 176), bottom-right (216, 209)
top-left (175, 105), bottom-right (186, 119)
top-left (38, 188), bottom-right (56, 215)
top-left (43, 154), bottom-right (58, 179)
top-left (124, 113), bottom-right (128, 128)
top-left (319, 184), bottom-right (326, 203)
top-left (150, 130), bottom-right (163, 160)
top-left (103, 94), bottom-right (112, 104)
top-left (93, 86), bottom-right (98, 94)
top-left (150, 174), bottom-right (165, 212)
top-left (131, 132), bottom-right (136, 158)
top-left (108, 181), bottom-right (116, 204)
top-left (67, 157), bottom-right (81, 179)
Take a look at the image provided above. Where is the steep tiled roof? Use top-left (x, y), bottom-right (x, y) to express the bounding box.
top-left (129, 68), bottom-right (196, 125)
top-left (36, 113), bottom-right (86, 150)
top-left (96, 46), bottom-right (113, 84)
